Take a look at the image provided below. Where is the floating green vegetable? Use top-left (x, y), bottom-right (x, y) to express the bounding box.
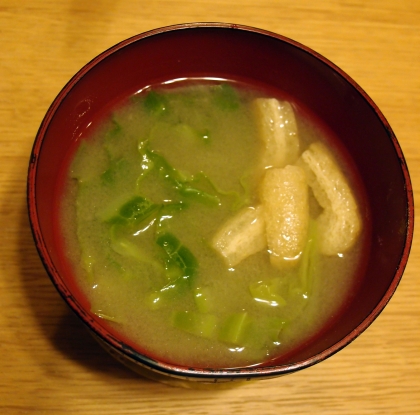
top-left (106, 196), bottom-right (158, 226)
top-left (155, 202), bottom-right (188, 232)
top-left (120, 196), bottom-right (156, 220)
top-left (247, 316), bottom-right (287, 348)
top-left (146, 232), bottom-right (199, 309)
top-left (249, 280), bottom-right (287, 307)
top-left (219, 312), bottom-right (250, 346)
top-left (145, 149), bottom-right (221, 206)
top-left (156, 232), bottom-right (198, 283)
top-left (100, 158), bottom-right (129, 185)
top-left (213, 83), bottom-right (240, 111)
top-left (144, 90), bottom-right (168, 114)
top-left (172, 311), bottom-right (217, 339)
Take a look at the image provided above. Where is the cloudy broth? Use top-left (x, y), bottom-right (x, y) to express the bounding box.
top-left (58, 79), bottom-right (368, 368)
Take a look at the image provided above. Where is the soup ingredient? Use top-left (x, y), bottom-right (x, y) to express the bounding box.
top-left (212, 98), bottom-right (307, 269)
top-left (172, 310), bottom-right (218, 339)
top-left (260, 165), bottom-right (309, 268)
top-left (211, 206), bottom-right (266, 267)
top-left (249, 278), bottom-right (287, 307)
top-left (298, 142), bottom-right (361, 255)
top-left (252, 98), bottom-right (300, 168)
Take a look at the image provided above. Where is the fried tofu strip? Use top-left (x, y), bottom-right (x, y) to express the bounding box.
top-left (260, 165), bottom-right (309, 268)
top-left (211, 206), bottom-right (267, 267)
top-left (252, 98), bottom-right (300, 169)
top-left (299, 142), bottom-right (361, 255)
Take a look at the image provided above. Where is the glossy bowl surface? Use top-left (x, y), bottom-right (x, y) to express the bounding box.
top-left (27, 23), bottom-right (414, 383)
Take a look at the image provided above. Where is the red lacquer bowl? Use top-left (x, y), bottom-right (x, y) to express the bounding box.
top-left (27, 23), bottom-right (413, 385)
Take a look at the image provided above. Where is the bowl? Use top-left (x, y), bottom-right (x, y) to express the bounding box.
top-left (27, 23), bottom-right (413, 385)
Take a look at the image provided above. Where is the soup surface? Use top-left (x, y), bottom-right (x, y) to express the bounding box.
top-left (60, 81), bottom-right (366, 368)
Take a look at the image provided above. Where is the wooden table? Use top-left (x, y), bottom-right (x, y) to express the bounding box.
top-left (1, 1), bottom-right (419, 413)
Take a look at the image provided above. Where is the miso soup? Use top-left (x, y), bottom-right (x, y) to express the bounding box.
top-left (59, 81), bottom-right (368, 368)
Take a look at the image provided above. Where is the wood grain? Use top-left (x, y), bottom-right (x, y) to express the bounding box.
top-left (1, 1), bottom-right (419, 413)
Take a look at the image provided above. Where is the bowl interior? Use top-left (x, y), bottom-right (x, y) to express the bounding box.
top-left (28, 24), bottom-right (413, 376)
